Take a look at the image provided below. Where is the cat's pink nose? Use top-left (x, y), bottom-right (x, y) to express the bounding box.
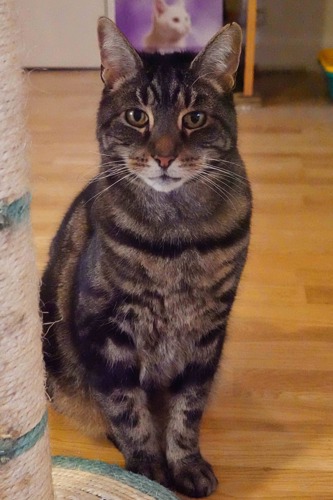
top-left (154, 156), bottom-right (175, 170)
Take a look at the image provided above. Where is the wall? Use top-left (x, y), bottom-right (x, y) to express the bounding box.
top-left (17, 0), bottom-right (115, 68)
top-left (16, 0), bottom-right (333, 70)
top-left (322, 0), bottom-right (333, 48)
top-left (255, 0), bottom-right (332, 70)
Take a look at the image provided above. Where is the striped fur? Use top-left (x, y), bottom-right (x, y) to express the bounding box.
top-left (41, 19), bottom-right (251, 498)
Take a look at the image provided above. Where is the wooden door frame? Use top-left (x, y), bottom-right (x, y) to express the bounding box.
top-left (243, 0), bottom-right (257, 96)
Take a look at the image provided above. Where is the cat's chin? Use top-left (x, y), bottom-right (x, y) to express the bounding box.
top-left (142, 175), bottom-right (185, 193)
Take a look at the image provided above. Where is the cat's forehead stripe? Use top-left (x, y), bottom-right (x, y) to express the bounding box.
top-left (168, 73), bottom-right (178, 96)
top-left (147, 86), bottom-right (156, 106)
top-left (135, 88), bottom-right (146, 107)
top-left (189, 89), bottom-right (198, 108)
top-left (147, 72), bottom-right (187, 108)
top-left (150, 78), bottom-right (162, 102)
top-left (133, 65), bottom-right (198, 110)
top-left (176, 89), bottom-right (186, 108)
top-left (164, 69), bottom-right (183, 106)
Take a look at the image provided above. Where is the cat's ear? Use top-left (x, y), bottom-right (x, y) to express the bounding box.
top-left (154, 0), bottom-right (167, 16)
top-left (190, 23), bottom-right (242, 92)
top-left (98, 17), bottom-right (143, 87)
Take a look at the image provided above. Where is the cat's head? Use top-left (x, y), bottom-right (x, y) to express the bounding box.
top-left (97, 18), bottom-right (242, 194)
top-left (152, 0), bottom-right (191, 41)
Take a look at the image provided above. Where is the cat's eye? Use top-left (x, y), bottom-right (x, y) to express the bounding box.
top-left (173, 17), bottom-right (180, 22)
top-left (182, 111), bottom-right (207, 130)
top-left (125, 109), bottom-right (149, 128)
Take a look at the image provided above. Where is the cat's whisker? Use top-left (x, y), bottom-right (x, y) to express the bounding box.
top-left (204, 156), bottom-right (246, 171)
top-left (202, 161), bottom-right (244, 174)
top-left (195, 171), bottom-right (239, 211)
top-left (201, 164), bottom-right (248, 186)
top-left (99, 162), bottom-right (129, 170)
top-left (85, 173), bottom-right (134, 205)
top-left (87, 167), bottom-right (130, 185)
top-left (78, 161), bottom-right (128, 180)
top-left (92, 157), bottom-right (130, 167)
top-left (97, 162), bottom-right (128, 172)
top-left (195, 174), bottom-right (231, 207)
top-left (43, 318), bottom-right (63, 337)
top-left (204, 164), bottom-right (247, 182)
top-left (99, 152), bottom-right (121, 157)
top-left (206, 171), bottom-right (238, 199)
top-left (201, 163), bottom-right (247, 186)
top-left (192, 170), bottom-right (226, 198)
top-left (204, 157), bottom-right (245, 170)
top-left (100, 164), bottom-right (128, 170)
top-left (92, 166), bottom-right (127, 177)
top-left (102, 158), bottom-right (127, 166)
top-left (125, 174), bottom-right (140, 191)
top-left (96, 165), bottom-right (129, 176)
top-left (98, 170), bottom-right (134, 185)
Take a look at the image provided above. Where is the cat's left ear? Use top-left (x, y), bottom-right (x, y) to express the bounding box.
top-left (98, 17), bottom-right (143, 87)
top-left (190, 23), bottom-right (242, 92)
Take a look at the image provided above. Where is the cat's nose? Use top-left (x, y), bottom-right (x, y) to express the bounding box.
top-left (154, 156), bottom-right (175, 170)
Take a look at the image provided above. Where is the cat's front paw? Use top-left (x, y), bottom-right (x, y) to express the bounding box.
top-left (169, 453), bottom-right (218, 498)
top-left (126, 456), bottom-right (169, 487)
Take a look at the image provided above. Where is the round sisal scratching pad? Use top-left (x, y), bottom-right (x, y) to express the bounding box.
top-left (52, 457), bottom-right (179, 500)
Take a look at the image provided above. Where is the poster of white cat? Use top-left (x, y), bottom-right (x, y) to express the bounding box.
top-left (115, 0), bottom-right (223, 53)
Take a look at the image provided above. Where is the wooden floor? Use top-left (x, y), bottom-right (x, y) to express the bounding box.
top-left (28, 71), bottom-right (333, 499)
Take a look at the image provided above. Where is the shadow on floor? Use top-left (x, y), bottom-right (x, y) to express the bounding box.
top-left (254, 70), bottom-right (331, 106)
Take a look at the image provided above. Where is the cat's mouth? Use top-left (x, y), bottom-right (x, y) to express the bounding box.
top-left (149, 174), bottom-right (182, 183)
top-left (144, 173), bottom-right (185, 192)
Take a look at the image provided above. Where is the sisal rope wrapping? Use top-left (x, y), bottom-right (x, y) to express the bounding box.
top-left (0, 1), bottom-right (54, 498)
top-left (0, 2), bottom-right (28, 202)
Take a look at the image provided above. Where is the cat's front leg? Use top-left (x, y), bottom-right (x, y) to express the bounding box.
top-left (91, 378), bottom-right (168, 485)
top-left (166, 356), bottom-right (221, 497)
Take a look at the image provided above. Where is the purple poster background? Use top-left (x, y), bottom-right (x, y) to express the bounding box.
top-left (115, 0), bottom-right (223, 52)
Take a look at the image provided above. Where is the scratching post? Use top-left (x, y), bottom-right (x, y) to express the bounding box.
top-left (0, 1), bottom-right (54, 498)
top-left (0, 2), bottom-right (178, 498)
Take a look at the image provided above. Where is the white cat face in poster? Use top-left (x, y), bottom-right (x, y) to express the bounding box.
top-left (144, 0), bottom-right (192, 52)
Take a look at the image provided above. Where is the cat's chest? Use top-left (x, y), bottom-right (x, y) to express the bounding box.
top-left (96, 243), bottom-right (228, 384)
top-left (124, 249), bottom-right (224, 335)
top-left (130, 256), bottom-right (221, 385)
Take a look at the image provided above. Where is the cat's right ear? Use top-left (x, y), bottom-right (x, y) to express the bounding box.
top-left (98, 17), bottom-right (143, 87)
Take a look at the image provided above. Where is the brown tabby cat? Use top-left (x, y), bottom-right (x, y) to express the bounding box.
top-left (41, 17), bottom-right (252, 498)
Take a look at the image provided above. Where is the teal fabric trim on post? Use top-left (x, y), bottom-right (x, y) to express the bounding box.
top-left (0, 192), bottom-right (31, 230)
top-left (0, 412), bottom-right (48, 465)
top-left (52, 456), bottom-right (179, 499)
